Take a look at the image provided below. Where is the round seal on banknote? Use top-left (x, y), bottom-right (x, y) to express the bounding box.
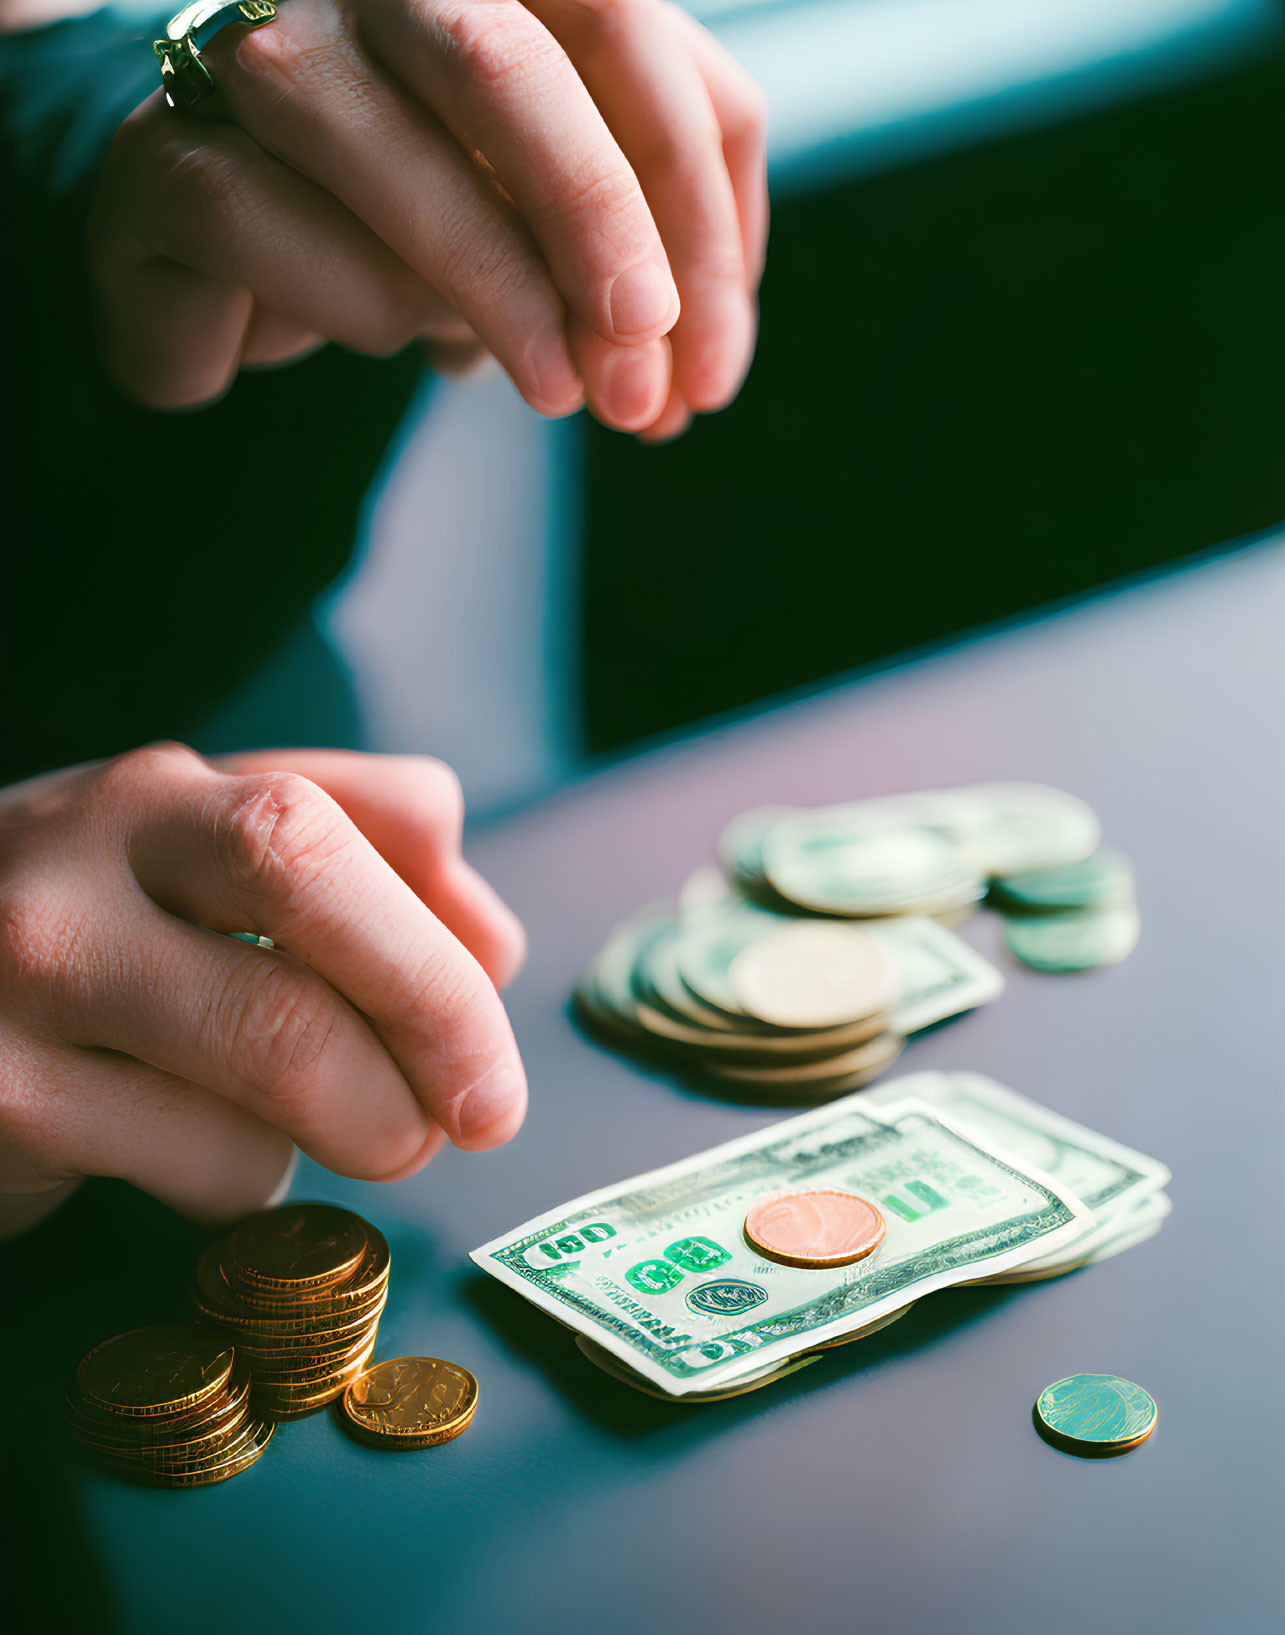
top-left (1034, 1373), bottom-right (1156, 1455)
top-left (340, 1357), bottom-right (478, 1449)
top-left (744, 1189), bottom-right (886, 1268)
top-left (728, 921), bottom-right (901, 1029)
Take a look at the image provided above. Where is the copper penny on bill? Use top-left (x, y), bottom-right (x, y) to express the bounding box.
top-left (744, 1189), bottom-right (887, 1268)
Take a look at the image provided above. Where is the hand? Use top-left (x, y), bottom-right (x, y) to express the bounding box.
top-left (0, 743), bottom-right (528, 1238)
top-left (88, 0), bottom-right (769, 440)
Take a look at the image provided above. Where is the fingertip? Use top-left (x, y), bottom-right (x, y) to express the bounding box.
top-left (579, 330), bottom-right (671, 432)
top-left (374, 1121), bottom-right (448, 1183)
top-left (673, 297), bottom-right (757, 413)
top-left (638, 389), bottom-right (693, 444)
top-left (450, 1065), bottom-right (528, 1152)
top-left (489, 908), bottom-right (528, 991)
top-left (518, 322), bottom-right (585, 417)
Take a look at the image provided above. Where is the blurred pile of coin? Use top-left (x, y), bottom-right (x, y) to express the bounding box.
top-left (64, 1324), bottom-right (273, 1487)
top-left (990, 847), bottom-right (1140, 972)
top-left (577, 783), bottom-right (1137, 1099)
top-left (192, 1202), bottom-right (389, 1420)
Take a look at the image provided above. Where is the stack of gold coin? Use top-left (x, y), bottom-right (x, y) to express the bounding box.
top-left (192, 1202), bottom-right (389, 1421)
top-left (65, 1324), bottom-right (272, 1486)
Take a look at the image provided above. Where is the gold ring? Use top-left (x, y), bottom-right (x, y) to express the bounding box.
top-left (154, 0), bottom-right (279, 110)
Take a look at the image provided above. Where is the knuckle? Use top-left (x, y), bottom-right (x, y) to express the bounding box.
top-left (217, 772), bottom-right (350, 899)
top-left (0, 887), bottom-right (93, 1011)
top-left (407, 942), bottom-right (487, 1031)
top-left (436, 223), bottom-right (536, 313)
top-left (544, 165), bottom-right (640, 233)
top-left (95, 740), bottom-right (203, 802)
top-left (729, 80), bottom-right (770, 147)
top-left (218, 963), bottom-right (338, 1108)
top-left (431, 1), bottom-right (563, 95)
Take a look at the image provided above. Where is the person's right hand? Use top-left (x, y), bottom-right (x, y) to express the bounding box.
top-left (0, 743), bottom-right (528, 1238)
top-left (87, 0), bottom-right (769, 440)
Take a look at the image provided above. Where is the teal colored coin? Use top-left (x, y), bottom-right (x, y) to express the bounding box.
top-left (1035, 1373), bottom-right (1157, 1453)
top-left (990, 848), bottom-right (1133, 911)
top-left (1004, 902), bottom-right (1139, 972)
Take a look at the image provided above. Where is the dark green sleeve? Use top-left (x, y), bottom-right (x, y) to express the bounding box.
top-left (0, 8), bottom-right (425, 785)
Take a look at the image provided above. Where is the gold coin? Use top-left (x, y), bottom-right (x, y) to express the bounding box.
top-left (221, 1222), bottom-right (389, 1312)
top-left (193, 1238), bottom-right (388, 1330)
top-left (66, 1377), bottom-right (251, 1449)
top-left (246, 1329), bottom-right (380, 1386)
top-left (76, 1326), bottom-right (235, 1419)
top-left (230, 1203), bottom-right (369, 1293)
top-left (252, 1347), bottom-right (376, 1416)
top-left (76, 1408), bottom-right (256, 1468)
top-left (232, 1314), bottom-right (385, 1367)
top-left (339, 1357), bottom-right (478, 1448)
top-left (118, 1419), bottom-right (275, 1487)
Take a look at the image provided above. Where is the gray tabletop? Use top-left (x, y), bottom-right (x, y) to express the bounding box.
top-left (51, 537), bottom-right (1285, 1632)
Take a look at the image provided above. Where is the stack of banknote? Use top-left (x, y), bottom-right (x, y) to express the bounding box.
top-left (471, 1071), bottom-right (1169, 1401)
top-left (576, 783), bottom-right (1136, 1097)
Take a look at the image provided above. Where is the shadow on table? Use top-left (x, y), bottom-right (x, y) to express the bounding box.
top-left (463, 1269), bottom-right (1031, 1443)
top-left (0, 1179), bottom-right (210, 1632)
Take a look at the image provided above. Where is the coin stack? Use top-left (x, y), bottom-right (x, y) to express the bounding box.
top-left (192, 1202), bottom-right (390, 1420)
top-left (64, 1324), bottom-right (273, 1486)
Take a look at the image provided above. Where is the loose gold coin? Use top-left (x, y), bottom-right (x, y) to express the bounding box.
top-left (230, 1203), bottom-right (368, 1293)
top-left (339, 1357), bottom-right (479, 1448)
top-left (77, 1325), bottom-right (235, 1419)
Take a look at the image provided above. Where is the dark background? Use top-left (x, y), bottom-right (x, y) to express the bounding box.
top-left (581, 53), bottom-right (1285, 754)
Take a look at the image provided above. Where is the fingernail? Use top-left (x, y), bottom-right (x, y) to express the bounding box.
top-left (594, 343), bottom-right (667, 430)
top-left (522, 324), bottom-right (583, 415)
top-left (609, 260), bottom-right (679, 338)
top-left (455, 1066), bottom-right (527, 1149)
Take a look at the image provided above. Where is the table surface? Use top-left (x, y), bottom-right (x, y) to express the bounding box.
top-left (11, 537), bottom-right (1284, 1634)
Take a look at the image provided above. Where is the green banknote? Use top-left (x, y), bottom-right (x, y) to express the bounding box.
top-left (866, 1071), bottom-right (1169, 1279)
top-left (471, 1091), bottom-right (1092, 1397)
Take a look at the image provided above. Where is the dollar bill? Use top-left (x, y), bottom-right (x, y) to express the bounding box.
top-left (865, 1071), bottom-right (1170, 1280)
top-left (471, 1090), bottom-right (1092, 1397)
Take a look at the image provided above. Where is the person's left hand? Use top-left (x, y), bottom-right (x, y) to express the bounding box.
top-left (88, 0), bottom-right (770, 440)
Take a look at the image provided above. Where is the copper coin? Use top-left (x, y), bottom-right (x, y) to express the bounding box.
top-left (339, 1357), bottom-right (478, 1448)
top-left (76, 1326), bottom-right (235, 1419)
top-left (229, 1203), bottom-right (368, 1293)
top-left (743, 1189), bottom-right (886, 1268)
